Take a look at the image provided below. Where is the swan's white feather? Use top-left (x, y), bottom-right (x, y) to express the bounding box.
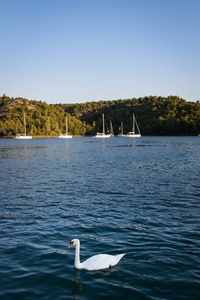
top-left (80, 253), bottom-right (125, 271)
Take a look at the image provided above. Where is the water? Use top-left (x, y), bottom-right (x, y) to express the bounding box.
top-left (0, 136), bottom-right (200, 300)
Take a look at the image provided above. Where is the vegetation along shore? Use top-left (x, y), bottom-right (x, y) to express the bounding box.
top-left (0, 94), bottom-right (199, 137)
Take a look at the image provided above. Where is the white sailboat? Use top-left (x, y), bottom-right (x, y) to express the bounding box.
top-left (15, 113), bottom-right (32, 139)
top-left (117, 121), bottom-right (125, 137)
top-left (93, 113), bottom-right (111, 138)
top-left (125, 113), bottom-right (141, 138)
top-left (59, 116), bottom-right (72, 138)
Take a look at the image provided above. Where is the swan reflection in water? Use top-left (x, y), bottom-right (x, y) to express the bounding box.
top-left (72, 270), bottom-right (82, 300)
top-left (71, 260), bottom-right (125, 300)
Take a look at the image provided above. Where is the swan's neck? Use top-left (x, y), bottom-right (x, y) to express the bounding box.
top-left (74, 240), bottom-right (82, 269)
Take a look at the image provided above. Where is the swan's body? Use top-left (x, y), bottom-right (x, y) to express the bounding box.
top-left (68, 239), bottom-right (125, 271)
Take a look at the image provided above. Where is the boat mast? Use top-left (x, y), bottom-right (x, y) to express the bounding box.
top-left (102, 113), bottom-right (105, 135)
top-left (110, 120), bottom-right (114, 136)
top-left (121, 121), bottom-right (123, 135)
top-left (66, 116), bottom-right (68, 134)
top-left (133, 113), bottom-right (141, 134)
top-left (24, 113), bottom-right (26, 136)
top-left (132, 113), bottom-right (135, 134)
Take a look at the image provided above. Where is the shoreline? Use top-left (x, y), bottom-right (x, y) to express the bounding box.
top-left (0, 134), bottom-right (199, 139)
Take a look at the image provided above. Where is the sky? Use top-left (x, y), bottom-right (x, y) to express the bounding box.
top-left (0, 0), bottom-right (200, 104)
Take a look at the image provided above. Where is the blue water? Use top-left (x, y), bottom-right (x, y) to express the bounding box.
top-left (0, 137), bottom-right (200, 299)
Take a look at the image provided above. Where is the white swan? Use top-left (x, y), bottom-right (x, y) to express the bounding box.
top-left (68, 239), bottom-right (125, 271)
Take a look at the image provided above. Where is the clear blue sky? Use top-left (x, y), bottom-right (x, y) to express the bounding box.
top-left (0, 0), bottom-right (200, 104)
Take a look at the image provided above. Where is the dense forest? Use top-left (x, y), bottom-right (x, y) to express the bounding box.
top-left (0, 94), bottom-right (199, 137)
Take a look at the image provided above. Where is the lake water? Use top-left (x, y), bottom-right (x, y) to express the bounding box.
top-left (0, 136), bottom-right (200, 300)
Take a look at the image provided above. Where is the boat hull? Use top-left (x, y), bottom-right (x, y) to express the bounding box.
top-left (93, 134), bottom-right (111, 138)
top-left (15, 135), bottom-right (32, 139)
top-left (58, 135), bottom-right (72, 139)
top-left (125, 132), bottom-right (141, 138)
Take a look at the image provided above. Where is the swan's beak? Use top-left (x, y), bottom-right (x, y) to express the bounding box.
top-left (68, 242), bottom-right (73, 248)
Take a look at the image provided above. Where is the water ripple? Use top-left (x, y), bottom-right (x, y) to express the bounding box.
top-left (0, 137), bottom-right (199, 299)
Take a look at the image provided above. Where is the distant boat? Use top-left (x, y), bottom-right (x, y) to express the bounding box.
top-left (94, 113), bottom-right (111, 138)
top-left (59, 116), bottom-right (72, 139)
top-left (125, 113), bottom-right (141, 138)
top-left (15, 113), bottom-right (32, 139)
top-left (118, 121), bottom-right (125, 137)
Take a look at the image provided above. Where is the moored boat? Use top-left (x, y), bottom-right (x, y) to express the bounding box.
top-left (125, 113), bottom-right (141, 138)
top-left (58, 116), bottom-right (72, 138)
top-left (14, 113), bottom-right (32, 139)
top-left (93, 113), bottom-right (111, 138)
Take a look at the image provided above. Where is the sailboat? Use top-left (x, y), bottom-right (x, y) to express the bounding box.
top-left (93, 113), bottom-right (111, 138)
top-left (15, 113), bottom-right (32, 139)
top-left (59, 116), bottom-right (72, 138)
top-left (125, 113), bottom-right (141, 138)
top-left (117, 121), bottom-right (125, 137)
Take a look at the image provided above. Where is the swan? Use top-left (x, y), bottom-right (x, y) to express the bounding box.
top-left (68, 238), bottom-right (125, 271)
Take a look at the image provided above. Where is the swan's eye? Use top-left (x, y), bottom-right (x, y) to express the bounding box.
top-left (68, 241), bottom-right (74, 248)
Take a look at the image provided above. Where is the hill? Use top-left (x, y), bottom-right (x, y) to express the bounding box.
top-left (0, 94), bottom-right (199, 137)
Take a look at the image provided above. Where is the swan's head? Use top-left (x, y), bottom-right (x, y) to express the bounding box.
top-left (68, 238), bottom-right (80, 248)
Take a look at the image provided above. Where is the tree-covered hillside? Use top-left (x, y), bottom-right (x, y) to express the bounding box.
top-left (0, 94), bottom-right (199, 137)
top-left (0, 95), bottom-right (92, 137)
top-left (61, 95), bottom-right (200, 136)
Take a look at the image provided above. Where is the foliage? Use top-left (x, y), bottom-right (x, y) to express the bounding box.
top-left (0, 95), bottom-right (199, 137)
top-left (60, 96), bottom-right (200, 136)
